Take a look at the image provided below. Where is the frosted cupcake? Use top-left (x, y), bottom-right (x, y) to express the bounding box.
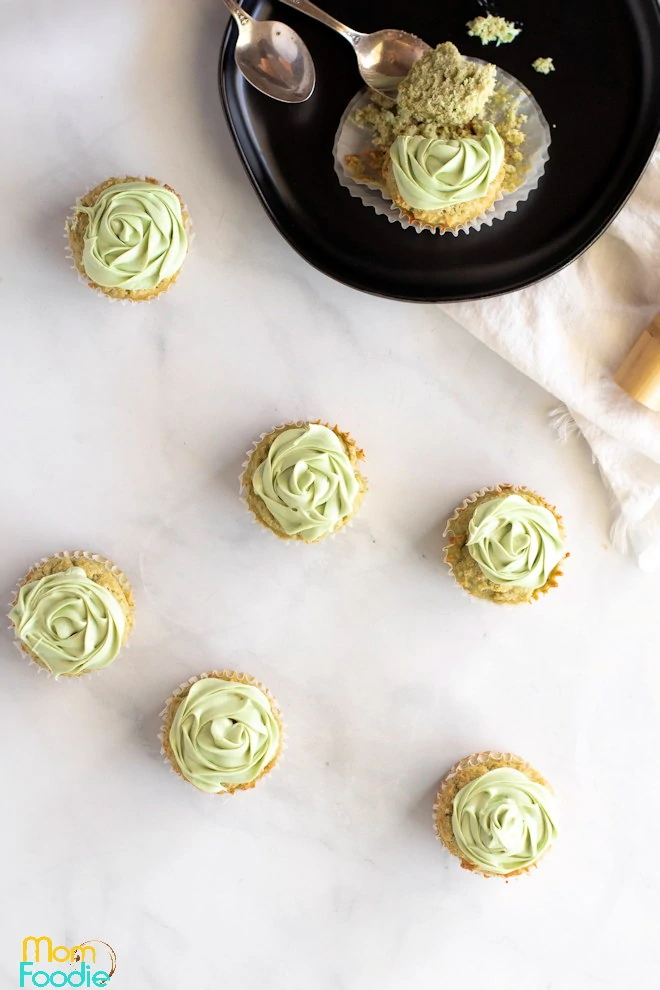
top-left (160, 671), bottom-right (284, 794)
top-left (241, 421), bottom-right (367, 543)
top-left (8, 551), bottom-right (135, 678)
top-left (383, 123), bottom-right (505, 229)
top-left (434, 751), bottom-right (558, 878)
top-left (444, 485), bottom-right (567, 603)
top-left (66, 176), bottom-right (189, 301)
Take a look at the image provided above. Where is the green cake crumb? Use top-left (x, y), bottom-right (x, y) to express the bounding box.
top-left (532, 57), bottom-right (555, 74)
top-left (397, 42), bottom-right (496, 126)
top-left (467, 15), bottom-right (521, 46)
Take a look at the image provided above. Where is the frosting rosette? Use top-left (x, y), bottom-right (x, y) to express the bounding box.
top-left (9, 567), bottom-right (126, 677)
top-left (168, 678), bottom-right (281, 793)
top-left (389, 123), bottom-right (504, 210)
top-left (251, 424), bottom-right (360, 541)
top-left (452, 767), bottom-right (558, 875)
top-left (78, 180), bottom-right (187, 290)
top-left (466, 494), bottom-right (565, 589)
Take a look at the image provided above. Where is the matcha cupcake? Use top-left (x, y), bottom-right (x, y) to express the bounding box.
top-left (8, 551), bottom-right (135, 678)
top-left (433, 751), bottom-right (558, 878)
top-left (443, 485), bottom-right (567, 604)
top-left (382, 123), bottom-right (506, 229)
top-left (241, 421), bottom-right (367, 543)
top-left (335, 42), bottom-right (551, 235)
top-left (160, 671), bottom-right (284, 794)
top-left (66, 176), bottom-right (190, 301)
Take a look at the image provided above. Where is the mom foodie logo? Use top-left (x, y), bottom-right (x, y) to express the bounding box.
top-left (20, 937), bottom-right (116, 987)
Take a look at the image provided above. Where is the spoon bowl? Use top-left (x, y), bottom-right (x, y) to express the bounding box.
top-left (354, 29), bottom-right (430, 96)
top-left (278, 0), bottom-right (430, 97)
top-left (225, 0), bottom-right (316, 103)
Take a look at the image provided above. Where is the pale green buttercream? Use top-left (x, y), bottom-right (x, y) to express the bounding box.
top-left (452, 767), bottom-right (558, 875)
top-left (78, 181), bottom-right (187, 290)
top-left (169, 679), bottom-right (280, 793)
top-left (466, 494), bottom-right (564, 589)
top-left (9, 567), bottom-right (126, 677)
top-left (252, 424), bottom-right (360, 541)
top-left (389, 123), bottom-right (504, 211)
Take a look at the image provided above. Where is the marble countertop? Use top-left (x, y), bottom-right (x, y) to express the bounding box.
top-left (1, 2), bottom-right (658, 987)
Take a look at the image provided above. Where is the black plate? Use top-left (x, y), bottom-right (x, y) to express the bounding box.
top-left (220, 0), bottom-right (660, 301)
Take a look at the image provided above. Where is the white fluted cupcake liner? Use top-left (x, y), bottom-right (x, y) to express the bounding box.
top-left (159, 670), bottom-right (286, 795)
top-left (334, 60), bottom-right (551, 235)
top-left (443, 484), bottom-right (568, 603)
top-left (433, 751), bottom-right (554, 879)
top-left (64, 176), bottom-right (193, 303)
top-left (8, 550), bottom-right (135, 679)
top-left (239, 421), bottom-right (367, 544)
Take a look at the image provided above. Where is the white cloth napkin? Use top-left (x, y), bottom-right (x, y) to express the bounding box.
top-left (441, 146), bottom-right (660, 569)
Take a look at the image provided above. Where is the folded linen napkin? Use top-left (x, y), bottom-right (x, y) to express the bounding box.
top-left (441, 146), bottom-right (660, 569)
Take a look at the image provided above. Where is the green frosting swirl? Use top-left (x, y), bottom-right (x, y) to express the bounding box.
top-left (452, 767), bottom-right (558, 875)
top-left (169, 679), bottom-right (280, 793)
top-left (252, 424), bottom-right (360, 541)
top-left (9, 567), bottom-right (126, 677)
top-left (78, 181), bottom-right (187, 289)
top-left (466, 494), bottom-right (565, 589)
top-left (389, 123), bottom-right (504, 210)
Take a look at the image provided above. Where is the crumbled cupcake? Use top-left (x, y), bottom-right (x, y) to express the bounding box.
top-left (346, 43), bottom-right (516, 230)
top-left (341, 39), bottom-right (549, 232)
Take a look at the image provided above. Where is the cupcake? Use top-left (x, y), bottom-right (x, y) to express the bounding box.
top-left (382, 124), bottom-right (505, 229)
top-left (443, 485), bottom-right (567, 604)
top-left (338, 41), bottom-right (550, 234)
top-left (241, 421), bottom-right (367, 543)
top-left (66, 176), bottom-right (190, 301)
top-left (160, 671), bottom-right (284, 794)
top-left (8, 551), bottom-right (135, 678)
top-left (433, 751), bottom-right (558, 878)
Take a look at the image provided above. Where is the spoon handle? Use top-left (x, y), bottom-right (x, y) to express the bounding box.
top-left (277, 0), bottom-right (363, 45)
top-left (222, 0), bottom-right (252, 29)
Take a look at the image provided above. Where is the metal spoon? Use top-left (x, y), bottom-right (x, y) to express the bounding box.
top-left (223, 0), bottom-right (316, 103)
top-left (277, 0), bottom-right (430, 97)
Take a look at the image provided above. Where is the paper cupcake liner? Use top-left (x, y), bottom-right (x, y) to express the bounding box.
top-left (159, 670), bottom-right (286, 795)
top-left (8, 550), bottom-right (136, 679)
top-left (443, 484), bottom-right (568, 603)
top-left (334, 60), bottom-right (551, 235)
top-left (64, 176), bottom-right (193, 304)
top-left (433, 751), bottom-right (554, 879)
top-left (240, 421), bottom-right (367, 544)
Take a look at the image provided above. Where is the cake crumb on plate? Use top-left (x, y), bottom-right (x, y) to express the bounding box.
top-left (532, 57), bottom-right (555, 74)
top-left (467, 15), bottom-right (521, 46)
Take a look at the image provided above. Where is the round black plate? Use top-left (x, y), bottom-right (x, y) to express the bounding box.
top-left (220, 0), bottom-right (660, 301)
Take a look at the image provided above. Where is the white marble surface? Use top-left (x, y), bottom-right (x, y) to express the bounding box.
top-left (1, 2), bottom-right (658, 987)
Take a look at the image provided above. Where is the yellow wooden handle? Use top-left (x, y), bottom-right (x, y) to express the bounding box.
top-left (614, 314), bottom-right (660, 411)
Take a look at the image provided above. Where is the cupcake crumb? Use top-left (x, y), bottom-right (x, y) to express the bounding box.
top-left (397, 42), bottom-right (496, 126)
top-left (532, 57), bottom-right (555, 74)
top-left (486, 88), bottom-right (529, 192)
top-left (467, 15), bottom-right (521, 46)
